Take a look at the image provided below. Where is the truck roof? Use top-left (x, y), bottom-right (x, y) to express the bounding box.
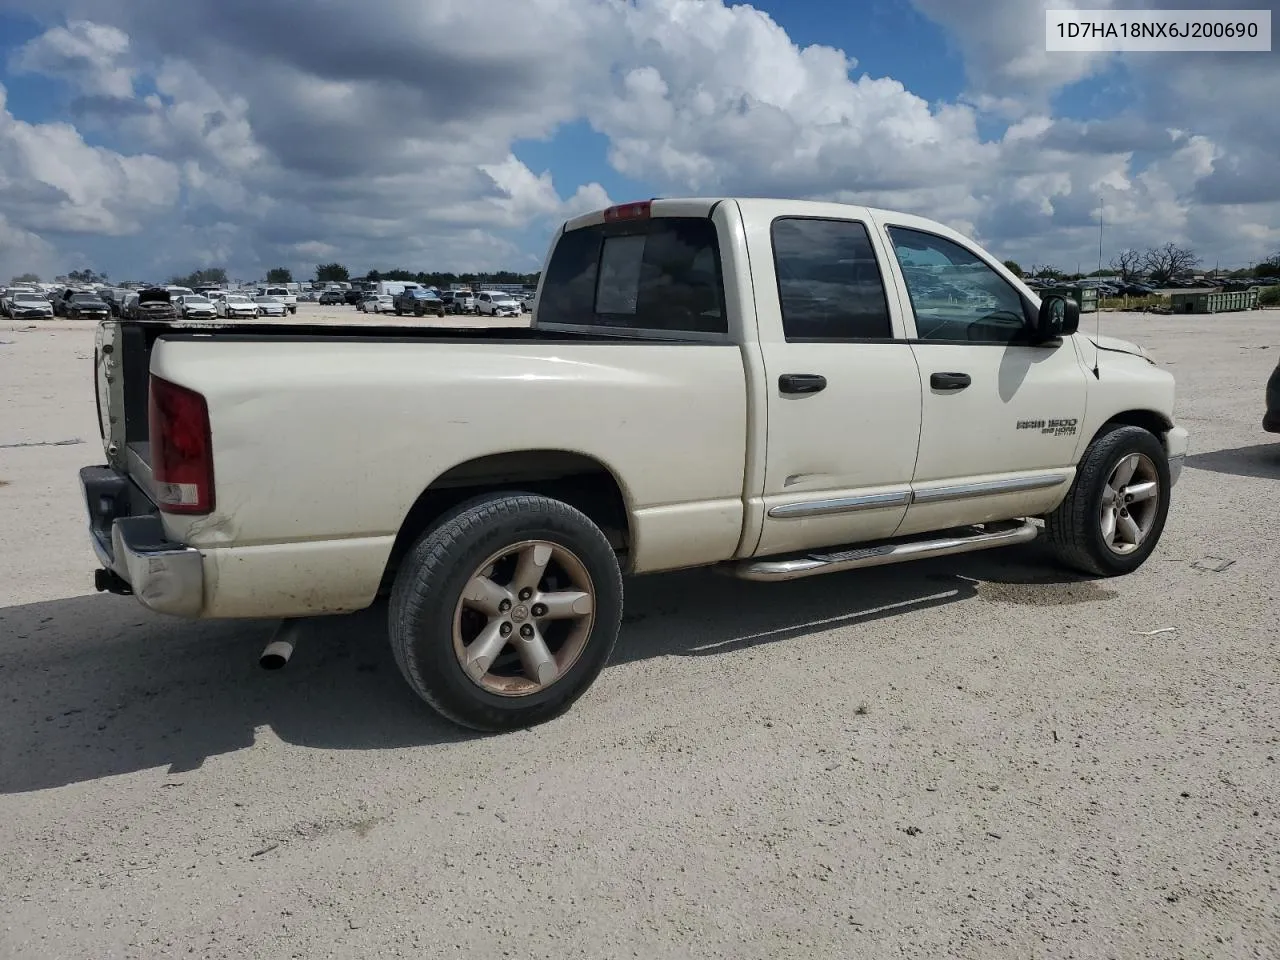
top-left (562, 197), bottom-right (951, 235)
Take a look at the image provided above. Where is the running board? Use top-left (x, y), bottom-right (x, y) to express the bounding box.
top-left (728, 520), bottom-right (1039, 582)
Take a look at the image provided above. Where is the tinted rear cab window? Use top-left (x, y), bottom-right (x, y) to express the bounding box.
top-left (538, 217), bottom-right (727, 335)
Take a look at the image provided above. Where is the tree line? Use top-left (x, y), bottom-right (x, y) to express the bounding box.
top-left (261, 264), bottom-right (540, 287)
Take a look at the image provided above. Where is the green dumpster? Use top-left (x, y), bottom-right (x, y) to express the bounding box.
top-left (1170, 288), bottom-right (1259, 313)
top-left (1043, 286), bottom-right (1098, 313)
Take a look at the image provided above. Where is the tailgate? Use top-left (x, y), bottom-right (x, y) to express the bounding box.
top-left (94, 320), bottom-right (157, 476)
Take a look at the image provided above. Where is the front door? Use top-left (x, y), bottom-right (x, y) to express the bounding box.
top-left (874, 218), bottom-right (1090, 536)
top-left (751, 214), bottom-right (924, 557)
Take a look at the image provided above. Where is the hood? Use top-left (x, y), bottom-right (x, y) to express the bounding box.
top-left (1085, 334), bottom-right (1154, 364)
top-left (74, 299), bottom-right (108, 309)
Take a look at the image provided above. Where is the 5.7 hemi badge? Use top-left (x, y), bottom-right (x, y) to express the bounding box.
top-left (1016, 418), bottom-right (1079, 437)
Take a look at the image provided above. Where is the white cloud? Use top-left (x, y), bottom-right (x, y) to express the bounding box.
top-left (10, 19), bottom-right (135, 99)
top-left (0, 83), bottom-right (179, 236)
top-left (908, 0), bottom-right (1118, 111)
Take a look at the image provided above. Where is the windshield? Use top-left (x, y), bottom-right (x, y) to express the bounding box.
top-left (71, 293), bottom-right (101, 302)
top-left (15, 293), bottom-right (46, 302)
top-left (226, 295), bottom-right (251, 303)
top-left (254, 296), bottom-right (279, 304)
top-left (264, 288), bottom-right (288, 296)
top-left (186, 296), bottom-right (211, 304)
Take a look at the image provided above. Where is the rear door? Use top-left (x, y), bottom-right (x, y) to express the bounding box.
top-left (873, 214), bottom-right (1089, 536)
top-left (744, 206), bottom-right (925, 557)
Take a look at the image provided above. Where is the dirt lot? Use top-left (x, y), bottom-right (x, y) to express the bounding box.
top-left (1, 310), bottom-right (1277, 959)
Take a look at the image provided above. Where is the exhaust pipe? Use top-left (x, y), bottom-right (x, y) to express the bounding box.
top-left (260, 619), bottom-right (304, 670)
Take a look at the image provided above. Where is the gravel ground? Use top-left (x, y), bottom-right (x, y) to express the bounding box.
top-left (0, 310), bottom-right (1277, 959)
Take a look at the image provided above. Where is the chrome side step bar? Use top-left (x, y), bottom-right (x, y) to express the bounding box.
top-left (728, 520), bottom-right (1038, 582)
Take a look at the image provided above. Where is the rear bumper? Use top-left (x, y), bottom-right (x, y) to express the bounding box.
top-left (81, 465), bottom-right (204, 617)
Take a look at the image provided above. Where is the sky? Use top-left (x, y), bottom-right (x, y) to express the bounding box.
top-left (0, 0), bottom-right (1276, 283)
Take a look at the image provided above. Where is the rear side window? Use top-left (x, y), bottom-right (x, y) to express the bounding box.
top-left (538, 217), bottom-right (727, 334)
top-left (771, 218), bottom-right (893, 341)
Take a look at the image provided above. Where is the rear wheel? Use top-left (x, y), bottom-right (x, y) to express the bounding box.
top-left (389, 493), bottom-right (623, 731)
top-left (1045, 425), bottom-right (1170, 576)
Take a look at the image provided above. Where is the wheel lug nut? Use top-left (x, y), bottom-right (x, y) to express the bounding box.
top-left (499, 599), bottom-right (511, 613)
top-left (519, 624), bottom-right (534, 639)
top-left (518, 588), bottom-right (533, 601)
top-left (500, 622), bottom-right (513, 636)
top-left (531, 603), bottom-right (547, 618)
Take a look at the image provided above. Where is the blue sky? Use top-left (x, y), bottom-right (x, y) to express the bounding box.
top-left (0, 0), bottom-right (1275, 281)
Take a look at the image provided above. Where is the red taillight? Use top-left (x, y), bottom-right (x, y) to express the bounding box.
top-left (148, 375), bottom-right (214, 514)
top-left (602, 200), bottom-right (652, 222)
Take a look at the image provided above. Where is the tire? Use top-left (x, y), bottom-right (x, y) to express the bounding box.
top-left (388, 493), bottom-right (624, 732)
top-left (1045, 425), bottom-right (1171, 577)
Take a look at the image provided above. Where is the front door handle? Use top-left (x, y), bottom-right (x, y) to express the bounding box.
top-left (779, 373), bottom-right (827, 395)
top-left (930, 372), bottom-right (971, 391)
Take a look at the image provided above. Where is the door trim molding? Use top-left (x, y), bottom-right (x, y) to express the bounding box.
top-left (769, 473), bottom-right (1069, 519)
top-left (910, 473), bottom-right (1069, 504)
top-left (768, 490), bottom-right (911, 519)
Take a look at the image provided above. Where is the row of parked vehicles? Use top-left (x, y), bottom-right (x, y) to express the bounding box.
top-left (318, 286), bottom-right (533, 318)
top-left (1023, 276), bottom-right (1279, 298)
top-left (0, 282), bottom-right (302, 323)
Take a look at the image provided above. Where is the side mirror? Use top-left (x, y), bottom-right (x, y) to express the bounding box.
top-left (1033, 294), bottom-right (1080, 342)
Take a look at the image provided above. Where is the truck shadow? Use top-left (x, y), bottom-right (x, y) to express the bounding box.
top-left (1183, 442), bottom-right (1280, 481)
top-left (0, 541), bottom-right (1100, 794)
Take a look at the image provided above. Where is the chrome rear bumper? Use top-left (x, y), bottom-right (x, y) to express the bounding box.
top-left (81, 466), bottom-right (204, 617)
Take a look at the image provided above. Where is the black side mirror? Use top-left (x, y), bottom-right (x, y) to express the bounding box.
top-left (1033, 294), bottom-right (1080, 342)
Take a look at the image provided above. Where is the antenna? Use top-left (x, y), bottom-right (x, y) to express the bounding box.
top-left (1093, 195), bottom-right (1102, 379)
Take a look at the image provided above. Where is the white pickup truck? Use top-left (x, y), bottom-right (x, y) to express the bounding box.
top-left (81, 198), bottom-right (1189, 731)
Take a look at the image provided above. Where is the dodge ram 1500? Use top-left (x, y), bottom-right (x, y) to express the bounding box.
top-left (80, 198), bottom-right (1190, 731)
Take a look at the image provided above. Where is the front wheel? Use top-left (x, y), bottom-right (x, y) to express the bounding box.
top-left (1045, 425), bottom-right (1171, 576)
top-left (388, 493), bottom-right (623, 732)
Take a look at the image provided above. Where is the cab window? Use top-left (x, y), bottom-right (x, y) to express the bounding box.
top-left (886, 227), bottom-right (1029, 343)
top-left (770, 218), bottom-right (894, 341)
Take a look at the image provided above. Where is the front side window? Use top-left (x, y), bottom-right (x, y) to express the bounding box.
top-left (539, 216), bottom-right (727, 335)
top-left (887, 227), bottom-right (1029, 343)
top-left (770, 218), bottom-right (893, 341)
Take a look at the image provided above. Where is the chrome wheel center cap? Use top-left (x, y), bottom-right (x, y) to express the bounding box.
top-left (511, 604), bottom-right (529, 623)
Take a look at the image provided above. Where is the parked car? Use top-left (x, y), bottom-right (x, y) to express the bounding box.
top-left (65, 291), bottom-right (111, 320)
top-left (253, 296), bottom-right (288, 318)
top-left (80, 196), bottom-right (1190, 733)
top-left (6, 291), bottom-right (54, 320)
top-left (359, 294), bottom-right (395, 314)
top-left (319, 290), bottom-right (345, 305)
top-left (394, 288), bottom-right (446, 317)
top-left (121, 287), bottom-right (179, 322)
top-left (448, 291), bottom-right (477, 314)
top-left (1265, 356), bottom-right (1280, 433)
top-left (476, 290), bottom-right (522, 317)
top-left (1117, 282), bottom-right (1156, 297)
top-left (216, 294), bottom-right (260, 319)
top-left (51, 288), bottom-right (78, 316)
top-left (175, 295), bottom-right (217, 320)
top-left (344, 289), bottom-right (366, 306)
top-left (256, 286), bottom-right (298, 314)
top-left (1, 286), bottom-right (41, 316)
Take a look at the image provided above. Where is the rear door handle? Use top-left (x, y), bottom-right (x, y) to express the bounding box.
top-left (930, 372), bottom-right (971, 391)
top-left (779, 373), bottom-right (827, 395)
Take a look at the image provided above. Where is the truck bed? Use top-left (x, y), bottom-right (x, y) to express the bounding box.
top-left (97, 318), bottom-right (698, 471)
